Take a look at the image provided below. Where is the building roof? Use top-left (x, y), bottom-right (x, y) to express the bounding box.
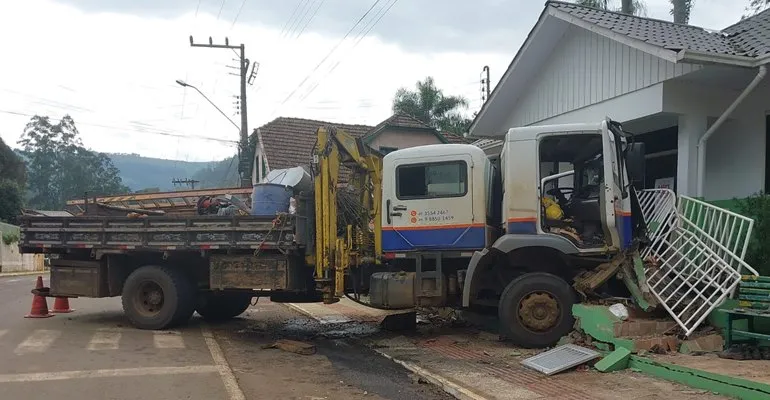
top-left (442, 132), bottom-right (471, 144)
top-left (549, 1), bottom-right (770, 58)
top-left (258, 117), bottom-right (374, 171)
top-left (363, 112), bottom-right (449, 144)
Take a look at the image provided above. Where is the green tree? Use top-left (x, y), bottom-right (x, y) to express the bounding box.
top-left (670, 0), bottom-right (695, 24)
top-left (392, 77), bottom-right (472, 135)
top-left (575, 0), bottom-right (646, 15)
top-left (0, 180), bottom-right (23, 224)
top-left (746, 0), bottom-right (770, 17)
top-left (18, 115), bottom-right (129, 210)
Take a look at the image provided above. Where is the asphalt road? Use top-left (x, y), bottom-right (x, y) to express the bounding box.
top-left (0, 273), bottom-right (451, 400)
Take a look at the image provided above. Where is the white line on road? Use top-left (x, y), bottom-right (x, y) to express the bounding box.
top-left (14, 329), bottom-right (61, 355)
top-left (153, 330), bottom-right (185, 349)
top-left (201, 324), bottom-right (246, 400)
top-left (0, 365), bottom-right (219, 383)
top-left (87, 328), bottom-right (122, 351)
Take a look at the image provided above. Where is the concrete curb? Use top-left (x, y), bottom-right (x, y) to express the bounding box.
top-left (372, 348), bottom-right (489, 400)
top-left (0, 271), bottom-right (48, 278)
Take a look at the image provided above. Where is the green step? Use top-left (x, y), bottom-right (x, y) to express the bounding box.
top-left (738, 294), bottom-right (770, 303)
top-left (742, 275), bottom-right (770, 283)
top-left (739, 281), bottom-right (770, 290)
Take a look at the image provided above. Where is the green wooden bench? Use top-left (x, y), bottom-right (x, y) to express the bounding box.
top-left (725, 275), bottom-right (770, 347)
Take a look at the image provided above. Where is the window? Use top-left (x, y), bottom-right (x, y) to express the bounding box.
top-left (379, 146), bottom-right (398, 155)
top-left (396, 161), bottom-right (467, 199)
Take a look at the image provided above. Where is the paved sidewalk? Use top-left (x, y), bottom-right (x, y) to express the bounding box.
top-left (288, 299), bottom-right (726, 400)
top-left (0, 270), bottom-right (48, 278)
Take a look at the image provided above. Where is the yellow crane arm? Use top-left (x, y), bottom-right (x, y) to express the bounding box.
top-left (312, 127), bottom-right (382, 302)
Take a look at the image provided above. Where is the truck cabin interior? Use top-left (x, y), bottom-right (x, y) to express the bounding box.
top-left (538, 134), bottom-right (605, 248)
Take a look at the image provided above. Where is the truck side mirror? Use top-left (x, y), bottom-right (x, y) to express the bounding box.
top-left (626, 142), bottom-right (646, 190)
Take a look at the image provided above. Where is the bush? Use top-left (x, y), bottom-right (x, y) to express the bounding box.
top-left (2, 232), bottom-right (19, 245)
top-left (734, 192), bottom-right (770, 276)
top-left (0, 179), bottom-right (23, 224)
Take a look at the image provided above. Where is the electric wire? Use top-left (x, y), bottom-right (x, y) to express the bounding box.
top-left (298, 0), bottom-right (398, 103)
top-left (268, 0), bottom-right (384, 119)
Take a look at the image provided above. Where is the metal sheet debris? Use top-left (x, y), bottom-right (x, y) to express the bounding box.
top-left (521, 344), bottom-right (600, 376)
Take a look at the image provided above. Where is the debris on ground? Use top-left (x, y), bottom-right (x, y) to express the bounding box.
top-left (521, 344), bottom-right (601, 376)
top-left (262, 339), bottom-right (317, 355)
top-left (718, 344), bottom-right (770, 360)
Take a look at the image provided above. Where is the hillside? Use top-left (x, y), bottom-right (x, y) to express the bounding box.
top-left (108, 153), bottom-right (236, 191)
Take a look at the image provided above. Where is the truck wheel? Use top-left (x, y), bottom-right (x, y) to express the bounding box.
top-left (121, 265), bottom-right (195, 330)
top-left (498, 272), bottom-right (576, 348)
top-left (196, 293), bottom-right (252, 322)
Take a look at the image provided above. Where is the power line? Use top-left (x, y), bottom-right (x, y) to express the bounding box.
top-left (280, 0), bottom-right (308, 37)
top-left (216, 0), bottom-right (227, 20)
top-left (268, 0), bottom-right (384, 119)
top-left (230, 0), bottom-right (248, 29)
top-left (285, 0), bottom-right (314, 38)
top-left (295, 0), bottom-right (325, 38)
top-left (0, 109), bottom-right (239, 144)
top-left (298, 0), bottom-right (398, 103)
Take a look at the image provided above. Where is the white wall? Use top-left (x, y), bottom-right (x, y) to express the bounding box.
top-left (0, 243), bottom-right (43, 273)
top-left (663, 77), bottom-right (770, 200)
top-left (506, 25), bottom-right (700, 127)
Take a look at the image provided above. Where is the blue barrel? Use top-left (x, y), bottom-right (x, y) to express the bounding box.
top-left (251, 183), bottom-right (292, 217)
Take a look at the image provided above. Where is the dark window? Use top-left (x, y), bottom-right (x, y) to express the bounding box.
top-left (379, 146), bottom-right (398, 155)
top-left (396, 161), bottom-right (467, 200)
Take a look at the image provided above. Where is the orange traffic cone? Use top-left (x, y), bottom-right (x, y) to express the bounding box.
top-left (25, 276), bottom-right (54, 318)
top-left (50, 297), bottom-right (73, 313)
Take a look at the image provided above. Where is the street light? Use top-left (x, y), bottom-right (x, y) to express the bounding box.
top-left (175, 80), bottom-right (240, 131)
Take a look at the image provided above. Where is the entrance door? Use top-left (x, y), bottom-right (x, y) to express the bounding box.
top-left (382, 154), bottom-right (480, 252)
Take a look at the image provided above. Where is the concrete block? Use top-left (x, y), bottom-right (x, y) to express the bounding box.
top-left (680, 334), bottom-right (724, 354)
top-left (595, 347), bottom-right (632, 372)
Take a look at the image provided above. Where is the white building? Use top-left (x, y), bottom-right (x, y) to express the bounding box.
top-left (469, 1), bottom-right (770, 202)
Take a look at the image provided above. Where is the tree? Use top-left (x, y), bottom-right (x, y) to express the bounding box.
top-left (575, 0), bottom-right (645, 15)
top-left (0, 180), bottom-right (23, 224)
top-left (392, 77), bottom-right (472, 135)
top-left (670, 0), bottom-right (694, 24)
top-left (18, 115), bottom-right (129, 210)
top-left (746, 0), bottom-right (770, 17)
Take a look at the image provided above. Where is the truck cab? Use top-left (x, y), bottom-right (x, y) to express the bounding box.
top-left (376, 118), bottom-right (643, 347)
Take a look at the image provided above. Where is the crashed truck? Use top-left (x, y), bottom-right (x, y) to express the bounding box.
top-left (17, 118), bottom-right (758, 347)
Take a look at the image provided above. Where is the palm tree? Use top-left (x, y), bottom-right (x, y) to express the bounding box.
top-left (575, 0), bottom-right (643, 15)
top-left (670, 0), bottom-right (694, 24)
top-left (392, 77), bottom-right (471, 135)
top-left (746, 0), bottom-right (770, 17)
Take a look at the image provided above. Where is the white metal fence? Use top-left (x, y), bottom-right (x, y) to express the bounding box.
top-left (636, 189), bottom-right (758, 336)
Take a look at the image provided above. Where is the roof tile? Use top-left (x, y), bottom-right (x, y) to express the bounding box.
top-left (548, 1), bottom-right (770, 57)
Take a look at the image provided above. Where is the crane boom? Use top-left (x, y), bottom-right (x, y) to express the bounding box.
top-left (312, 127), bottom-right (382, 303)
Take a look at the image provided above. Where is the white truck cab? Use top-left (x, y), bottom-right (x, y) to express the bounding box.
top-left (376, 118), bottom-right (645, 348)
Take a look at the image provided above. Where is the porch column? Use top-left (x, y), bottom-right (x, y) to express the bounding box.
top-left (677, 114), bottom-right (707, 196)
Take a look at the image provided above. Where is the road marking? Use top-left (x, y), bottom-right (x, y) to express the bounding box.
top-left (0, 365), bottom-right (218, 383)
top-left (201, 324), bottom-right (246, 400)
top-left (14, 329), bottom-right (60, 355)
top-left (153, 330), bottom-right (185, 349)
top-left (87, 328), bottom-right (122, 351)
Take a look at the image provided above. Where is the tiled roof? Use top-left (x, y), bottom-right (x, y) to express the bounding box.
top-left (258, 117), bottom-right (373, 171)
top-left (442, 132), bottom-right (471, 144)
top-left (363, 112), bottom-right (435, 140)
top-left (723, 8), bottom-right (770, 57)
top-left (548, 1), bottom-right (770, 57)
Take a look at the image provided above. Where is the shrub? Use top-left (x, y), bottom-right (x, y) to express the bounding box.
top-left (734, 192), bottom-right (770, 276)
top-left (1, 232), bottom-right (19, 245)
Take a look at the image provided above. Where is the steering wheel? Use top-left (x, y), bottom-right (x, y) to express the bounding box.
top-left (546, 187), bottom-right (575, 205)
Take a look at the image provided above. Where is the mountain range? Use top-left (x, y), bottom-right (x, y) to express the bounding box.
top-left (108, 153), bottom-right (239, 192)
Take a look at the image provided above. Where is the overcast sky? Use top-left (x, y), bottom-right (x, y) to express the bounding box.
top-left (0, 0), bottom-right (747, 161)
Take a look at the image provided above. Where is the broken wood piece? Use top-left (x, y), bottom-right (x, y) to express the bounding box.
top-left (263, 339), bottom-right (317, 355)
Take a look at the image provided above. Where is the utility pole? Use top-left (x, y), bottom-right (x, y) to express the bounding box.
top-left (190, 36), bottom-right (255, 188)
top-left (480, 66), bottom-right (491, 103)
top-left (172, 178), bottom-right (200, 190)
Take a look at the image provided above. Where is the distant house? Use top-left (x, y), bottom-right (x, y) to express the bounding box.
top-left (251, 112), bottom-right (468, 183)
top-left (469, 1), bottom-right (770, 201)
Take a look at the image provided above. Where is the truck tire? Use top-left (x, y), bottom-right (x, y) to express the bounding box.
top-left (121, 265), bottom-right (195, 330)
top-left (195, 293), bottom-right (252, 322)
top-left (498, 272), bottom-right (576, 348)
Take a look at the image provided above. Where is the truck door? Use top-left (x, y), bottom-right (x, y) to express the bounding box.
top-left (600, 119), bottom-right (632, 249)
top-left (382, 154), bottom-right (481, 252)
